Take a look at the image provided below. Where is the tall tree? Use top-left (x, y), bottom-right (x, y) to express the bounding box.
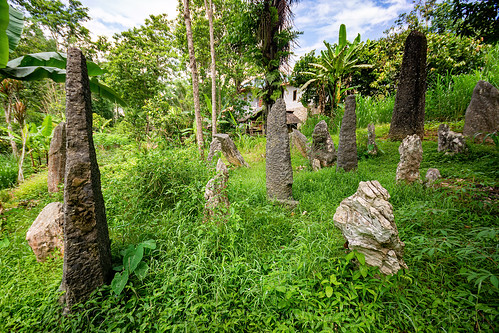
top-left (204, 0), bottom-right (217, 137)
top-left (249, 0), bottom-right (299, 128)
top-left (183, 0), bottom-right (204, 159)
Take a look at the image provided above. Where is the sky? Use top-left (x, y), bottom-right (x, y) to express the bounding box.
top-left (79, 0), bottom-right (414, 61)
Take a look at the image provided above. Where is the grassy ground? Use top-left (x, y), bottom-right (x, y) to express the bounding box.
top-left (0, 125), bottom-right (497, 332)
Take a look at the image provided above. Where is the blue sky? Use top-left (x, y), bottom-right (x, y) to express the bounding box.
top-left (79, 0), bottom-right (413, 61)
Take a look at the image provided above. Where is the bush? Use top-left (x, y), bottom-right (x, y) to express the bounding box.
top-left (0, 154), bottom-right (17, 190)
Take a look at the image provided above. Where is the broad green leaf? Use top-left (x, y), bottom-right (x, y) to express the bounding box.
top-left (359, 264), bottom-right (368, 278)
top-left (355, 252), bottom-right (366, 266)
top-left (7, 52), bottom-right (106, 76)
top-left (89, 77), bottom-right (127, 107)
top-left (338, 24), bottom-right (347, 50)
top-left (325, 286), bottom-right (333, 298)
top-left (275, 286), bottom-right (286, 293)
top-left (40, 115), bottom-right (53, 137)
top-left (345, 251), bottom-right (355, 262)
top-left (6, 5), bottom-right (23, 52)
top-left (134, 261), bottom-right (149, 280)
top-left (127, 244), bottom-right (144, 273)
top-left (111, 271), bottom-right (129, 295)
top-left (0, 0), bottom-right (9, 67)
top-left (490, 275), bottom-right (498, 289)
top-left (1, 65), bottom-right (66, 82)
top-left (140, 239), bottom-right (157, 250)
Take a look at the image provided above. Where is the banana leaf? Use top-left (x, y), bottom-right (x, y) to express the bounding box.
top-left (6, 52), bottom-right (106, 76)
top-left (0, 1), bottom-right (24, 67)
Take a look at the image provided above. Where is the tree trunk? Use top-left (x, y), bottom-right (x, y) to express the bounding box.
top-left (17, 124), bottom-right (26, 183)
top-left (3, 102), bottom-right (19, 157)
top-left (183, 0), bottom-right (205, 159)
top-left (205, 0), bottom-right (217, 137)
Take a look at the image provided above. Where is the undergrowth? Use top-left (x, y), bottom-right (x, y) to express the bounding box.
top-left (0, 128), bottom-right (497, 332)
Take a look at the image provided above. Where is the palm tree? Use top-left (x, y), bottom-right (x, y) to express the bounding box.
top-left (251, 0), bottom-right (300, 128)
top-left (183, 0), bottom-right (205, 159)
top-left (204, 0), bottom-right (217, 137)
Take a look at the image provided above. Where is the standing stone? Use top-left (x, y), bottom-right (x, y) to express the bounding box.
top-left (389, 30), bottom-right (427, 141)
top-left (463, 80), bottom-right (499, 139)
top-left (333, 181), bottom-right (407, 275)
top-left (310, 120), bottom-right (336, 170)
top-left (337, 95), bottom-right (358, 172)
top-left (47, 122), bottom-right (66, 192)
top-left (367, 123), bottom-right (379, 155)
top-left (26, 202), bottom-right (64, 262)
top-left (204, 159), bottom-right (230, 221)
top-left (61, 48), bottom-right (112, 312)
top-left (266, 98), bottom-right (294, 201)
top-left (211, 133), bottom-right (248, 167)
top-left (425, 168), bottom-right (441, 186)
top-left (291, 128), bottom-right (310, 158)
top-left (207, 137), bottom-right (223, 162)
top-left (438, 124), bottom-right (466, 154)
top-left (396, 134), bottom-right (423, 183)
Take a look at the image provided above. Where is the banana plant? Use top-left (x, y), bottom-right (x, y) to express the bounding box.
top-left (0, 0), bottom-right (24, 68)
top-left (1, 52), bottom-right (127, 106)
top-left (300, 24), bottom-right (372, 115)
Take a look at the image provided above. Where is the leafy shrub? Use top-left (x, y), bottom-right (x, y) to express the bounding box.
top-left (0, 154), bottom-right (17, 190)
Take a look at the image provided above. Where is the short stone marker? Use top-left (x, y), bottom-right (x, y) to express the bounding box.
top-left (337, 95), bottom-right (358, 172)
top-left (438, 124), bottom-right (466, 154)
top-left (204, 159), bottom-right (230, 221)
top-left (367, 123), bottom-right (379, 155)
top-left (389, 30), bottom-right (427, 141)
top-left (310, 120), bottom-right (336, 170)
top-left (47, 122), bottom-right (66, 193)
top-left (60, 48), bottom-right (112, 312)
top-left (396, 134), bottom-right (423, 183)
top-left (26, 202), bottom-right (64, 262)
top-left (333, 180), bottom-right (408, 275)
top-left (425, 168), bottom-right (441, 187)
top-left (208, 133), bottom-right (248, 167)
top-left (291, 128), bottom-right (310, 159)
top-left (463, 80), bottom-right (499, 140)
top-left (266, 98), bottom-right (295, 202)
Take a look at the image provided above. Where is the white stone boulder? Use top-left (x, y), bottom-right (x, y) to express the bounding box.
top-left (333, 181), bottom-right (407, 275)
top-left (26, 202), bottom-right (64, 262)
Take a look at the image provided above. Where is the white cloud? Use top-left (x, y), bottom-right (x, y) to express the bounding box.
top-left (79, 0), bottom-right (179, 39)
top-left (292, 0), bottom-right (412, 59)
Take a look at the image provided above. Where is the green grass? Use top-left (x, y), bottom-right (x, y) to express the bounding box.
top-left (0, 128), bottom-right (497, 331)
top-left (0, 154), bottom-right (17, 190)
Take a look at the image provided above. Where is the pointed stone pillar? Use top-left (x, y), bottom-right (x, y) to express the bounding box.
top-left (389, 30), bottom-right (427, 140)
top-left (337, 95), bottom-right (358, 172)
top-left (61, 48), bottom-right (112, 312)
top-left (266, 98), bottom-right (294, 201)
top-left (47, 122), bottom-right (66, 192)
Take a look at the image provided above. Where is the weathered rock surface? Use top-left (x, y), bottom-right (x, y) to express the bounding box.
top-left (389, 30), bottom-right (427, 140)
top-left (207, 137), bottom-right (223, 162)
top-left (291, 128), bottom-right (310, 159)
top-left (310, 120), bottom-right (336, 170)
top-left (266, 98), bottom-right (294, 201)
top-left (425, 168), bottom-right (441, 186)
top-left (61, 48), bottom-right (112, 312)
top-left (367, 123), bottom-right (379, 155)
top-left (26, 202), bottom-right (64, 262)
top-left (333, 180), bottom-right (407, 275)
top-left (204, 159), bottom-right (230, 220)
top-left (396, 134), bottom-right (423, 183)
top-left (47, 122), bottom-right (66, 192)
top-left (210, 133), bottom-right (248, 167)
top-left (337, 95), bottom-right (358, 172)
top-left (463, 80), bottom-right (499, 139)
top-left (438, 124), bottom-right (466, 153)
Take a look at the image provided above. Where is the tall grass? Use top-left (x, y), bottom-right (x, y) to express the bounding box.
top-left (0, 154), bottom-right (17, 190)
top-left (355, 94), bottom-right (394, 127)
